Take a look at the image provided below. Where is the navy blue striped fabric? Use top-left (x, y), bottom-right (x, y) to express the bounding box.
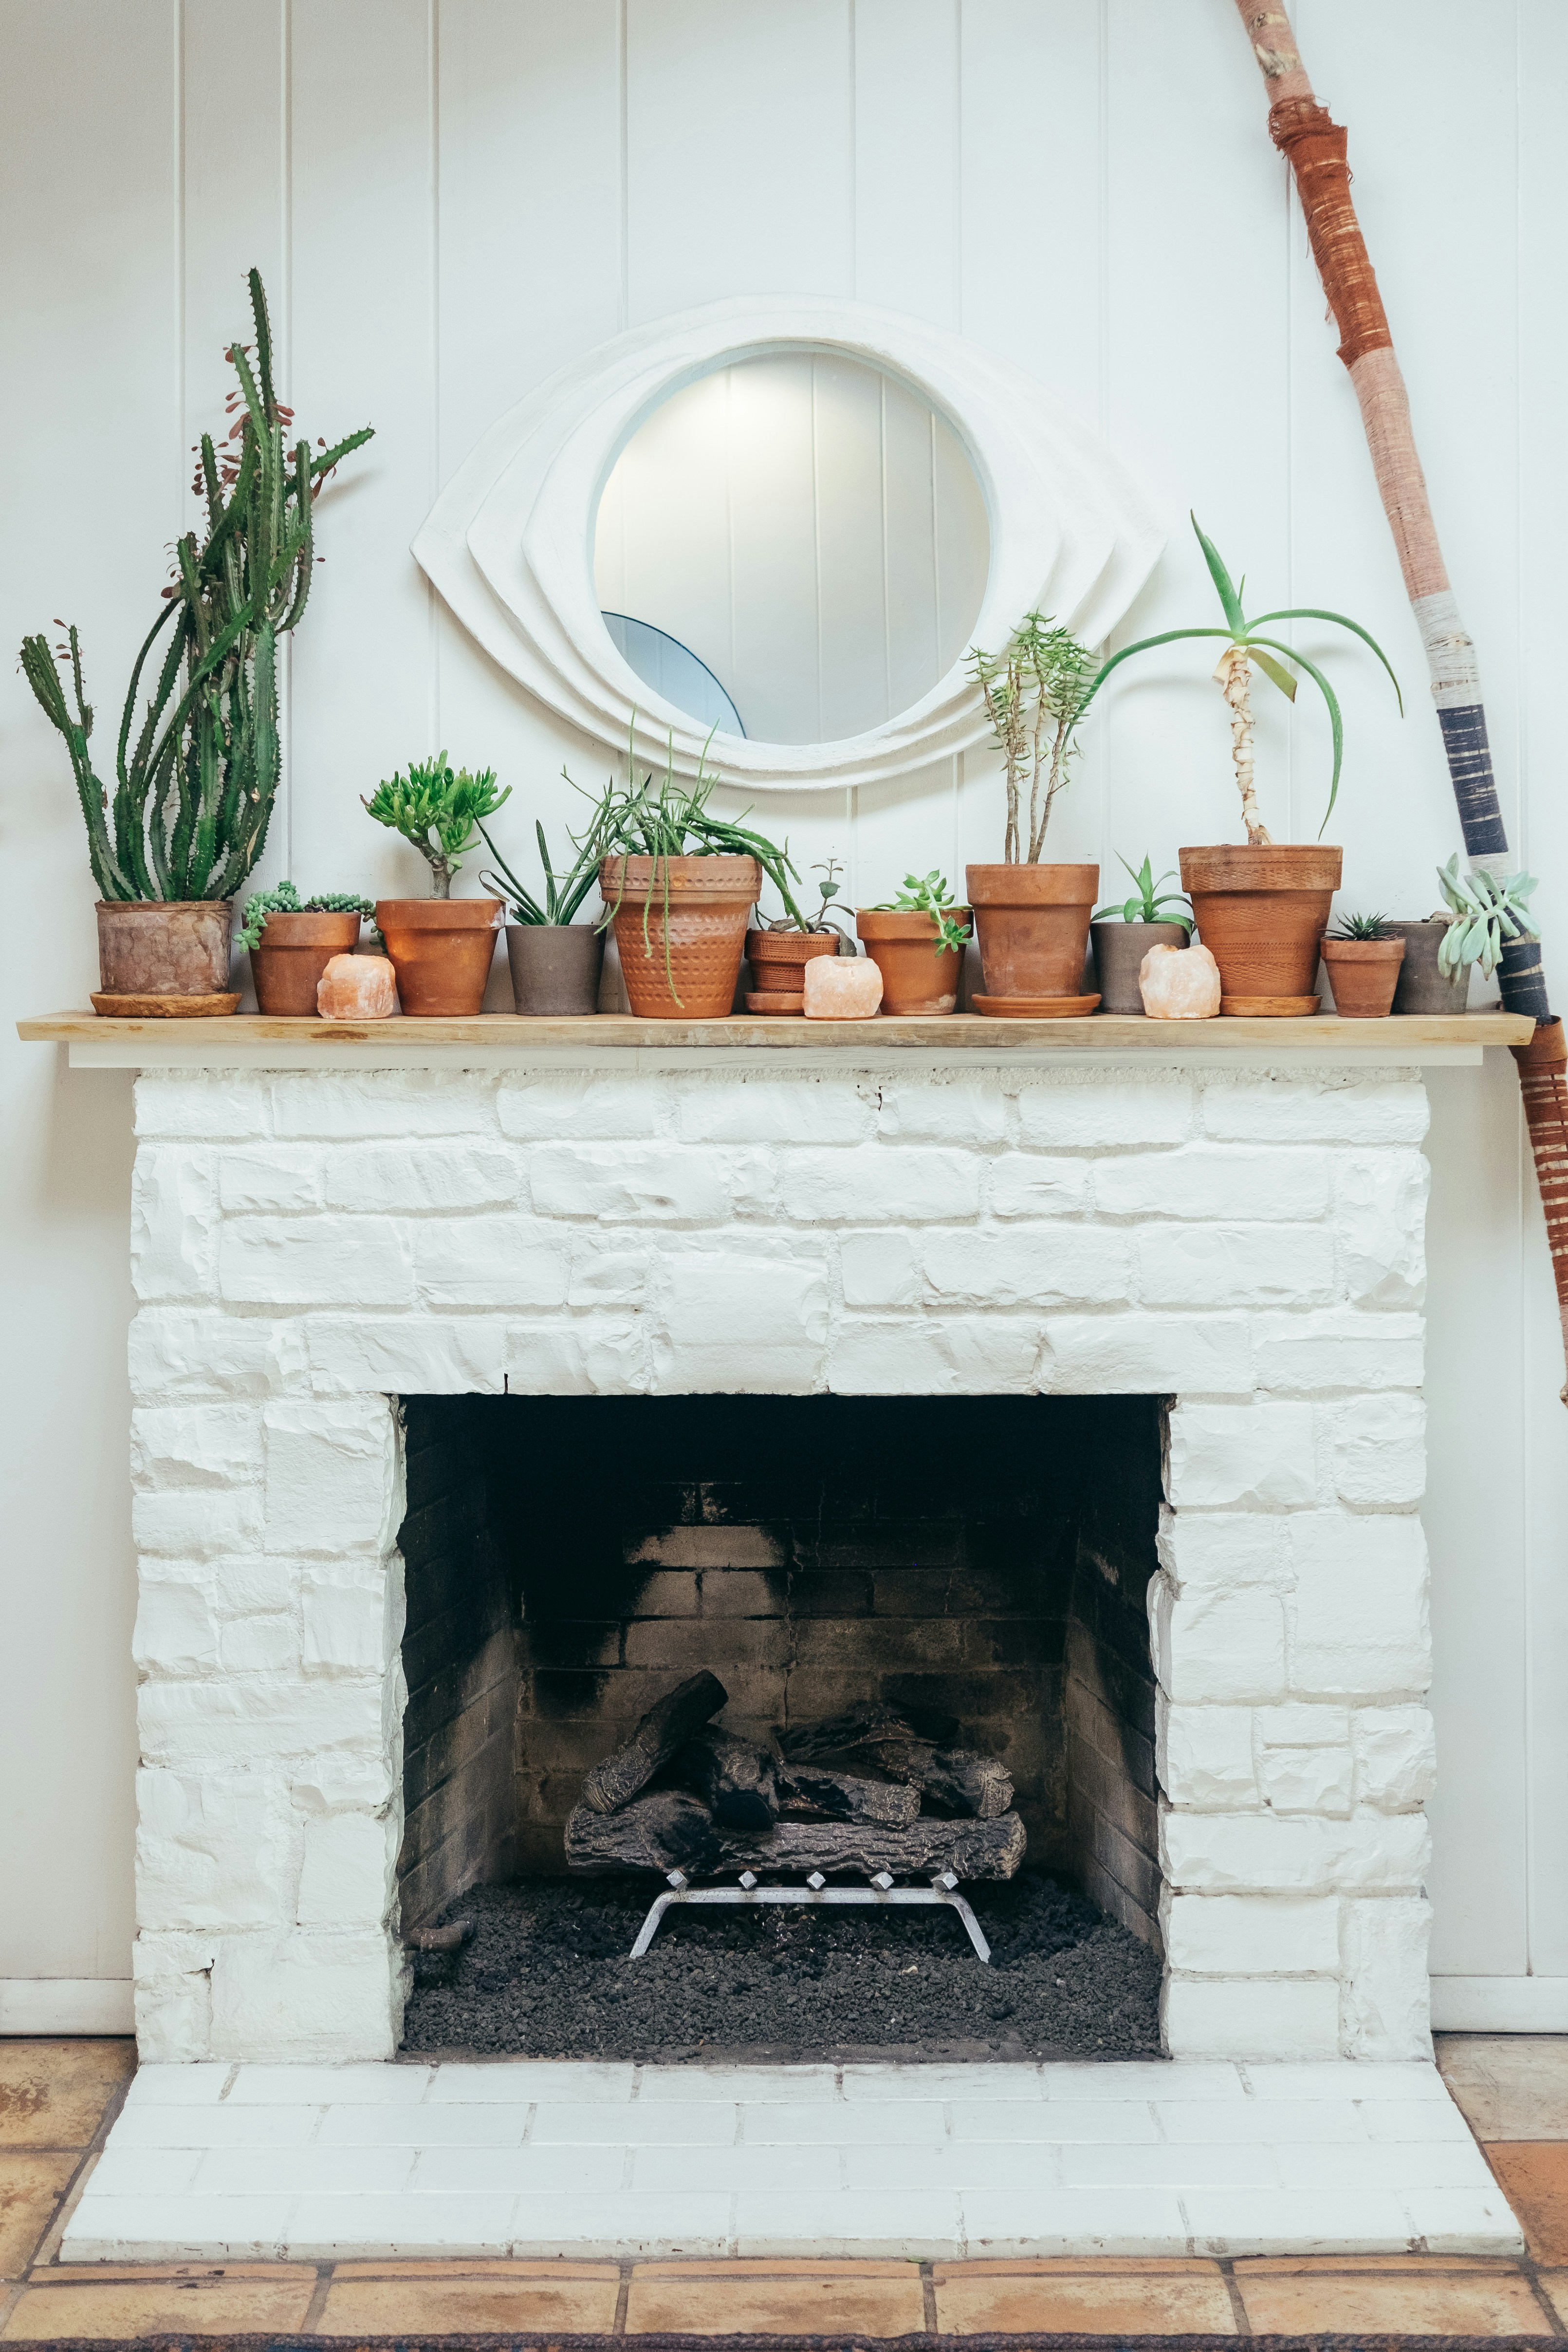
top-left (1436, 703), bottom-right (1510, 859)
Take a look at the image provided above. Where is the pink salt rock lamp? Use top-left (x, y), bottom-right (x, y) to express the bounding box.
top-left (317, 953), bottom-right (397, 1019)
top-left (803, 953), bottom-right (884, 1019)
top-left (1139, 942), bottom-right (1220, 1019)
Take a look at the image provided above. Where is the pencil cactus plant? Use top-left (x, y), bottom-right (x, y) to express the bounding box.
top-left (19, 268), bottom-right (373, 903)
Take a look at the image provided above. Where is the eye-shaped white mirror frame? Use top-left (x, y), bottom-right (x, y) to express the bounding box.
top-left (414, 296), bottom-right (1165, 793)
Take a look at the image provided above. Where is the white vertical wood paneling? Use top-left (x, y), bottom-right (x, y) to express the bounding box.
top-left (3, 0), bottom-right (1564, 1999)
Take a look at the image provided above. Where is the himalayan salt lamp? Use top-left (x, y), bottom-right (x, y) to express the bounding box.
top-left (803, 953), bottom-right (884, 1019)
top-left (317, 953), bottom-right (397, 1019)
top-left (1139, 942), bottom-right (1221, 1019)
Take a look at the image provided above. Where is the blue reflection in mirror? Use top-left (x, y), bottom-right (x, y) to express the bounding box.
top-left (601, 613), bottom-right (746, 739)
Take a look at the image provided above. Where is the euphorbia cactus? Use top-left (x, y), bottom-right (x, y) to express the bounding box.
top-left (19, 267), bottom-right (373, 902)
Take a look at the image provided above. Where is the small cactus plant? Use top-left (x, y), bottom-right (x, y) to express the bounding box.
top-left (19, 268), bottom-right (373, 904)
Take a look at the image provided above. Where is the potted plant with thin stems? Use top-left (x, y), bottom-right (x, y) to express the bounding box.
top-left (363, 755), bottom-right (509, 1015)
top-left (857, 871), bottom-right (972, 1016)
top-left (964, 613), bottom-right (1101, 1013)
top-left (236, 881), bottom-right (378, 1015)
top-left (479, 792), bottom-right (615, 1016)
top-left (19, 268), bottom-right (372, 1013)
top-left (1090, 856), bottom-right (1194, 1014)
top-left (595, 724), bottom-right (806, 1018)
top-left (1086, 514), bottom-right (1402, 1014)
top-left (746, 858), bottom-right (855, 1014)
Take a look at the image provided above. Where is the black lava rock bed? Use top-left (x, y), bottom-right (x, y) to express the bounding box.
top-left (401, 1871), bottom-right (1163, 2063)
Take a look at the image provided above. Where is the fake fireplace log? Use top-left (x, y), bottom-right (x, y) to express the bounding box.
top-left (563, 1675), bottom-right (1026, 1883)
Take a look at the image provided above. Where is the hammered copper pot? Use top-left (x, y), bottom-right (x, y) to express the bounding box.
top-left (375, 896), bottom-right (503, 1016)
top-left (95, 899), bottom-right (234, 997)
top-left (1180, 844), bottom-right (1343, 1012)
top-left (965, 864), bottom-right (1099, 999)
top-left (599, 855), bottom-right (759, 1018)
top-left (250, 910), bottom-right (364, 1015)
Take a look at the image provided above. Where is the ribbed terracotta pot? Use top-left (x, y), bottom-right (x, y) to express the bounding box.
top-left (599, 855), bottom-right (760, 1018)
top-left (745, 926), bottom-right (838, 1017)
top-left (1090, 921), bottom-right (1190, 1015)
top-left (1321, 935), bottom-right (1406, 1019)
top-left (855, 908), bottom-right (968, 1015)
top-left (965, 865), bottom-right (1098, 1000)
top-left (375, 896), bottom-right (502, 1016)
top-left (250, 910), bottom-right (364, 1015)
top-left (506, 923), bottom-right (604, 1016)
top-left (1180, 845), bottom-right (1343, 1012)
top-left (1388, 918), bottom-right (1469, 1014)
top-left (95, 899), bottom-right (233, 997)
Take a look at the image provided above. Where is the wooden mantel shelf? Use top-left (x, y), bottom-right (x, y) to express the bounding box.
top-left (18, 1008), bottom-right (1531, 1071)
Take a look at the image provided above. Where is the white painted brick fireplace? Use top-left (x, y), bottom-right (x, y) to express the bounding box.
top-left (123, 1048), bottom-right (1438, 2073)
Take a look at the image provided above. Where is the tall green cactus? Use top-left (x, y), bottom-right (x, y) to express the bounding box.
top-left (19, 268), bottom-right (373, 902)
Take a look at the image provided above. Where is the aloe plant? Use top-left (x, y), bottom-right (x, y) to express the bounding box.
top-left (1085, 514), bottom-right (1402, 844)
top-left (19, 268), bottom-right (372, 903)
top-left (1093, 854), bottom-right (1194, 935)
top-left (362, 755), bottom-right (510, 897)
top-left (478, 796), bottom-right (613, 926)
top-left (1327, 910), bottom-right (1393, 942)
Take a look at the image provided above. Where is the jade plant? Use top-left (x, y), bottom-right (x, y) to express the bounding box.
top-left (20, 268), bottom-right (373, 903)
top-left (1093, 854), bottom-right (1194, 935)
top-left (362, 755), bottom-right (510, 897)
top-left (966, 614), bottom-right (1098, 862)
top-left (873, 870), bottom-right (973, 956)
top-left (1436, 856), bottom-right (1540, 977)
top-left (1083, 514), bottom-right (1402, 843)
top-left (235, 880), bottom-right (377, 954)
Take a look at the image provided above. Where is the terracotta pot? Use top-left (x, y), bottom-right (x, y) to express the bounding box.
top-left (1090, 921), bottom-right (1190, 1015)
top-left (95, 899), bottom-right (233, 997)
top-left (1180, 844), bottom-right (1343, 1011)
top-left (375, 896), bottom-right (502, 1016)
top-left (506, 923), bottom-right (605, 1016)
top-left (249, 910), bottom-right (363, 1015)
top-left (747, 926), bottom-right (838, 997)
top-left (1387, 918), bottom-right (1469, 1015)
top-left (965, 865), bottom-right (1098, 1000)
top-left (598, 855), bottom-right (759, 1018)
top-left (1321, 935), bottom-right (1406, 1019)
top-left (855, 908), bottom-right (968, 1015)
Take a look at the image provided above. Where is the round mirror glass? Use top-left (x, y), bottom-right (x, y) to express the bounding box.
top-left (594, 350), bottom-right (990, 747)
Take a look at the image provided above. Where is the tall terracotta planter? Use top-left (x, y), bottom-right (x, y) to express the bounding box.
top-left (599, 855), bottom-right (759, 1018)
top-left (745, 926), bottom-right (838, 1014)
top-left (375, 897), bottom-right (502, 1016)
top-left (92, 899), bottom-right (236, 1015)
top-left (250, 910), bottom-right (364, 1015)
top-left (1180, 845), bottom-right (1343, 1014)
top-left (855, 909), bottom-right (968, 1015)
top-left (965, 865), bottom-right (1098, 1007)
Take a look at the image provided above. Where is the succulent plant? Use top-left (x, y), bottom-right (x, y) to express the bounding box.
top-left (235, 880), bottom-right (377, 954)
top-left (362, 755), bottom-right (510, 897)
top-left (19, 268), bottom-right (372, 903)
top-left (873, 870), bottom-right (973, 957)
top-left (1094, 854), bottom-right (1194, 934)
top-left (1328, 910), bottom-right (1393, 941)
top-left (1436, 855), bottom-right (1540, 977)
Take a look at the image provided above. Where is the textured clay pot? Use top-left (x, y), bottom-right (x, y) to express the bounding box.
top-left (855, 908), bottom-right (968, 1015)
top-left (250, 910), bottom-right (363, 1015)
top-left (375, 896), bottom-right (502, 1016)
top-left (506, 923), bottom-right (605, 1016)
top-left (965, 865), bottom-right (1098, 1000)
top-left (1090, 921), bottom-right (1189, 1015)
top-left (95, 899), bottom-right (233, 997)
top-left (1321, 935), bottom-right (1406, 1019)
top-left (1388, 918), bottom-right (1469, 1015)
top-left (599, 855), bottom-right (760, 1018)
top-left (1180, 844), bottom-right (1343, 1012)
top-left (745, 926), bottom-right (838, 1017)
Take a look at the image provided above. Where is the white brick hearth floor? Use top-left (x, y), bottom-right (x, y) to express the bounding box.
top-left (64, 2057), bottom-right (1520, 2263)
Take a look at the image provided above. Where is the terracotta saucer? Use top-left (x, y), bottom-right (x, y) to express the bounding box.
top-left (973, 992), bottom-right (1101, 1019)
top-left (91, 991), bottom-right (240, 1018)
top-left (744, 989), bottom-right (805, 1015)
top-left (1218, 993), bottom-right (1322, 1017)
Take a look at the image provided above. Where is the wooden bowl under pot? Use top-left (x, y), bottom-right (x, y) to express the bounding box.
top-left (1180, 844), bottom-right (1342, 1014)
top-left (855, 908), bottom-right (968, 1015)
top-left (1321, 933), bottom-right (1406, 1019)
top-left (599, 855), bottom-right (760, 1019)
top-left (965, 864), bottom-right (1098, 1002)
top-left (375, 897), bottom-right (503, 1017)
top-left (250, 909), bottom-right (364, 1015)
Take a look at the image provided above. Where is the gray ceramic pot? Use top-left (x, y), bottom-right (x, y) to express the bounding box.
top-left (505, 923), bottom-right (605, 1015)
top-left (1386, 918), bottom-right (1468, 1015)
top-left (1090, 920), bottom-right (1189, 1014)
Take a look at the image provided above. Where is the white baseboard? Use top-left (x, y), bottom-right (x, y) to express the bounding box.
top-left (0, 1980), bottom-right (134, 2036)
top-left (1431, 1976), bottom-right (1568, 2032)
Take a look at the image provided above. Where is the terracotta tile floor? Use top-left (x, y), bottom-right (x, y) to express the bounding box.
top-left (5, 2032), bottom-right (1568, 2339)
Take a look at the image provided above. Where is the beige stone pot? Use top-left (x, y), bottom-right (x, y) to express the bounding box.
top-left (95, 900), bottom-right (234, 998)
